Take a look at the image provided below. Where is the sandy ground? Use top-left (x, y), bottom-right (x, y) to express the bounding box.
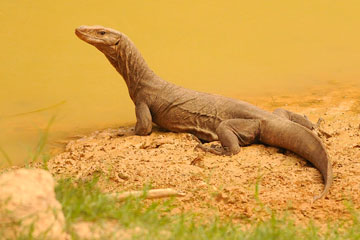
top-left (45, 83), bottom-right (360, 227)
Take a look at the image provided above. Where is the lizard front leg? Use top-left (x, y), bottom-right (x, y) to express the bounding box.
top-left (135, 102), bottom-right (152, 135)
top-left (198, 119), bottom-right (261, 155)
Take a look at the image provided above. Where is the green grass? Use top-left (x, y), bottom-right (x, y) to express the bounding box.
top-left (2, 162), bottom-right (360, 240)
top-left (0, 115), bottom-right (56, 169)
top-left (26, 115), bottom-right (56, 169)
top-left (51, 176), bottom-right (360, 240)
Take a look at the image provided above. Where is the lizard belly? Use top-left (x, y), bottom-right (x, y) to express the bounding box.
top-left (152, 109), bottom-right (219, 142)
top-left (148, 85), bottom-right (272, 142)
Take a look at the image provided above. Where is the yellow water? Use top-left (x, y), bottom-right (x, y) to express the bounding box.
top-left (1, 0), bottom-right (360, 166)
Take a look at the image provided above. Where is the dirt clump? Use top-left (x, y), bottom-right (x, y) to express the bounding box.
top-left (0, 168), bottom-right (69, 239)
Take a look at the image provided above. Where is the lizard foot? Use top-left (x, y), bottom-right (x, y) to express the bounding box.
top-left (195, 143), bottom-right (231, 156)
top-left (314, 117), bottom-right (332, 139)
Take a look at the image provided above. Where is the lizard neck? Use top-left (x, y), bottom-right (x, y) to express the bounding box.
top-left (105, 34), bottom-right (156, 102)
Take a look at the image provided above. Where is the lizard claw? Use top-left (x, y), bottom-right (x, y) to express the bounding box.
top-left (195, 143), bottom-right (230, 156)
top-left (315, 117), bottom-right (325, 129)
top-left (313, 117), bottom-right (332, 139)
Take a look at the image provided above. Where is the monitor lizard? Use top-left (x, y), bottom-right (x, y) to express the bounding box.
top-left (75, 25), bottom-right (332, 200)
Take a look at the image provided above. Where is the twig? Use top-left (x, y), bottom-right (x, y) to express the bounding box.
top-left (110, 188), bottom-right (186, 201)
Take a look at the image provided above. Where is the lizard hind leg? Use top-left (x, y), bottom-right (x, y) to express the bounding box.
top-left (273, 108), bottom-right (314, 130)
top-left (213, 119), bottom-right (262, 155)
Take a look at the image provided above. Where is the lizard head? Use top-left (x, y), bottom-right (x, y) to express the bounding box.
top-left (75, 25), bottom-right (121, 56)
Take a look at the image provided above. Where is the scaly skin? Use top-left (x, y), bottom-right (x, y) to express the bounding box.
top-left (75, 25), bottom-right (332, 200)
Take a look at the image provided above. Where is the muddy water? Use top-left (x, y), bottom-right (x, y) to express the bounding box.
top-left (1, 1), bottom-right (360, 166)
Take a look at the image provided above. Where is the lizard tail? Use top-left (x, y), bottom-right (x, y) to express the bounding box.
top-left (313, 159), bottom-right (332, 201)
top-left (259, 119), bottom-right (333, 200)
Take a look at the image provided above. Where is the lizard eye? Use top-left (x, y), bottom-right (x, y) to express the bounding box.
top-left (98, 31), bottom-right (106, 35)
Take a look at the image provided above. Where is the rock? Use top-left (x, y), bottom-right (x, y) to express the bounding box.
top-left (0, 168), bottom-right (68, 239)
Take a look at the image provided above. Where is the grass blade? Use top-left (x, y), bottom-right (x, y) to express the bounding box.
top-left (0, 100), bottom-right (66, 119)
top-left (0, 146), bottom-right (12, 166)
top-left (30, 115), bottom-right (56, 164)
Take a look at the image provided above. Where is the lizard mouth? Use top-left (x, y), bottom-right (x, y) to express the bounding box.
top-left (74, 28), bottom-right (83, 38)
top-left (75, 27), bottom-right (103, 45)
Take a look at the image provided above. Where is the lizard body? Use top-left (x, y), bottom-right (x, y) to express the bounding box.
top-left (75, 25), bottom-right (332, 200)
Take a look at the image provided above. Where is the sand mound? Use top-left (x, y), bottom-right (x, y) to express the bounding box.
top-left (47, 84), bottom-right (360, 226)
